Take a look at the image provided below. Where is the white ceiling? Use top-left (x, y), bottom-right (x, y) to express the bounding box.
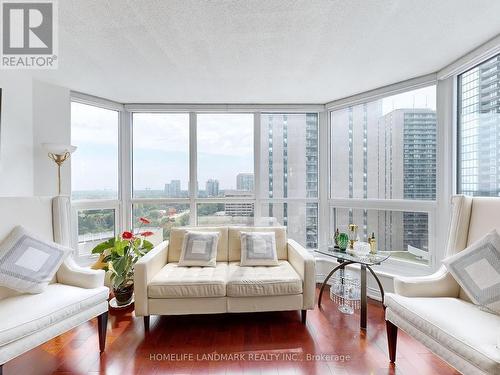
top-left (30, 0), bottom-right (500, 104)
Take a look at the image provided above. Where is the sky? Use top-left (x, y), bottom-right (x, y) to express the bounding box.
top-left (72, 105), bottom-right (254, 191)
top-left (71, 85), bottom-right (436, 192)
top-left (382, 85), bottom-right (436, 115)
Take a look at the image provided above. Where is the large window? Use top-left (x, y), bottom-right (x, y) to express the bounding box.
top-left (458, 54), bottom-right (500, 196)
top-left (330, 85), bottom-right (437, 265)
top-left (71, 102), bottom-right (119, 200)
top-left (71, 101), bottom-right (120, 257)
top-left (71, 100), bottom-right (323, 256)
top-left (197, 113), bottom-right (254, 197)
top-left (133, 113), bottom-right (190, 198)
top-left (194, 113), bottom-right (256, 228)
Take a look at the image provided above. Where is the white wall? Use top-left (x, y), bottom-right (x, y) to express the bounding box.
top-left (0, 72), bottom-right (34, 196)
top-left (0, 74), bottom-right (71, 197)
top-left (32, 80), bottom-right (71, 196)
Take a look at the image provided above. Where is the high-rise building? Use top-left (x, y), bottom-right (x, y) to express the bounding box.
top-left (224, 190), bottom-right (254, 217)
top-left (331, 104), bottom-right (436, 259)
top-left (206, 179), bottom-right (219, 197)
top-left (164, 179), bottom-right (181, 197)
top-left (236, 173), bottom-right (254, 191)
top-left (459, 54), bottom-right (500, 196)
top-left (261, 113), bottom-right (319, 248)
top-left (381, 109), bottom-right (437, 252)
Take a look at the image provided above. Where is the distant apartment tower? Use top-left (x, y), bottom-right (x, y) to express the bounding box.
top-left (206, 179), bottom-right (219, 197)
top-left (236, 173), bottom-right (254, 191)
top-left (331, 104), bottom-right (436, 256)
top-left (224, 190), bottom-right (254, 217)
top-left (383, 109), bottom-right (437, 252)
top-left (164, 179), bottom-right (181, 197)
top-left (261, 113), bottom-right (319, 248)
top-left (459, 54), bottom-right (500, 196)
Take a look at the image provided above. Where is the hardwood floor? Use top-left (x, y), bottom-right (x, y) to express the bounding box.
top-left (3, 287), bottom-right (459, 375)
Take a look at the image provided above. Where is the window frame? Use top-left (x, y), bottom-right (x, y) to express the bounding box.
top-left (71, 76), bottom-right (446, 275)
top-left (455, 53), bottom-right (500, 197)
top-left (70, 94), bottom-right (124, 261)
top-left (69, 103), bottom-right (323, 261)
top-left (128, 108), bottom-right (322, 248)
top-left (326, 76), bottom-right (439, 274)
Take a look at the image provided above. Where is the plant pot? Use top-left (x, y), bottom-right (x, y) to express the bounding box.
top-left (113, 284), bottom-right (134, 306)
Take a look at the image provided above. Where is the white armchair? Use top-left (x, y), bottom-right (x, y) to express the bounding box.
top-left (384, 195), bottom-right (500, 375)
top-left (0, 197), bottom-right (109, 374)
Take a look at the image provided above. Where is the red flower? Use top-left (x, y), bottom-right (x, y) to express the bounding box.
top-left (140, 231), bottom-right (154, 237)
top-left (139, 217), bottom-right (151, 225)
top-left (122, 231), bottom-right (134, 240)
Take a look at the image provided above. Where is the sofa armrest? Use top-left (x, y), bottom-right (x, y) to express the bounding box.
top-left (287, 239), bottom-right (316, 309)
top-left (57, 256), bottom-right (106, 289)
top-left (134, 240), bottom-right (169, 316)
top-left (394, 265), bottom-right (460, 298)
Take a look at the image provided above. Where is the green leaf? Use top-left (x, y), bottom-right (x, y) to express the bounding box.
top-left (91, 238), bottom-right (115, 254)
top-left (142, 240), bottom-right (154, 252)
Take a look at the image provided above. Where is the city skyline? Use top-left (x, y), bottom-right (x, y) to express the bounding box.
top-left (72, 88), bottom-right (435, 193)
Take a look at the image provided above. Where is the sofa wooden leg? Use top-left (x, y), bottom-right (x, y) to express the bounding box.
top-left (386, 320), bottom-right (398, 363)
top-left (1, 363), bottom-right (3, 375)
top-left (144, 316), bottom-right (150, 331)
top-left (97, 311), bottom-right (108, 353)
top-left (301, 310), bottom-right (307, 324)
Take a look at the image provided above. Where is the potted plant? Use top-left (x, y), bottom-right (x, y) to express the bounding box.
top-left (92, 217), bottom-right (154, 306)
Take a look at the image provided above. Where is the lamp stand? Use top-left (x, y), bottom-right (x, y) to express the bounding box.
top-left (48, 152), bottom-right (71, 195)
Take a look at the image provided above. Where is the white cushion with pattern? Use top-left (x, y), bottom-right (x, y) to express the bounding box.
top-left (178, 231), bottom-right (220, 267)
top-left (443, 229), bottom-right (500, 315)
top-left (0, 226), bottom-right (71, 294)
top-left (240, 232), bottom-right (278, 266)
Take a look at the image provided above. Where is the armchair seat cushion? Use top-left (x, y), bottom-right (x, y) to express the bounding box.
top-left (148, 263), bottom-right (228, 299)
top-left (227, 261), bottom-right (302, 297)
top-left (385, 293), bottom-right (500, 374)
top-left (0, 283), bottom-right (109, 347)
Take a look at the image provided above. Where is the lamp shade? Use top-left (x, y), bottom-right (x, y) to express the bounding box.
top-left (42, 143), bottom-right (77, 155)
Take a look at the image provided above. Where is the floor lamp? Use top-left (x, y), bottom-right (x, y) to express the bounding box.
top-left (43, 143), bottom-right (77, 195)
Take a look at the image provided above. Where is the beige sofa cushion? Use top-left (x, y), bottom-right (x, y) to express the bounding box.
top-left (228, 227), bottom-right (287, 262)
top-left (148, 262), bottom-right (228, 299)
top-left (169, 227), bottom-right (228, 262)
top-left (226, 261), bottom-right (302, 297)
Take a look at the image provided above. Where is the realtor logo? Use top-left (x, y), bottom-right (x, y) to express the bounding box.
top-left (1, 0), bottom-right (58, 69)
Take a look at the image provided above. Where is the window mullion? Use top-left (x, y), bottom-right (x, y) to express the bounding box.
top-left (121, 110), bottom-right (132, 234)
top-left (318, 110), bottom-right (330, 251)
top-left (254, 112), bottom-right (261, 220)
top-left (189, 112), bottom-right (197, 225)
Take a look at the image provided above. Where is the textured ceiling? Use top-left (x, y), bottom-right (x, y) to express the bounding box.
top-left (29, 0), bottom-right (500, 103)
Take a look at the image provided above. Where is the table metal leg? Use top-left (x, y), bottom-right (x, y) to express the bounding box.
top-left (318, 260), bottom-right (355, 308)
top-left (360, 265), bottom-right (367, 330)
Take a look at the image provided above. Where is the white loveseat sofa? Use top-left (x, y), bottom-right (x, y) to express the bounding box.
top-left (134, 226), bottom-right (315, 329)
top-left (0, 197), bottom-right (109, 375)
top-left (384, 195), bottom-right (500, 375)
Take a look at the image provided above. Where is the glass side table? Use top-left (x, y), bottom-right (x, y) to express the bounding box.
top-left (316, 248), bottom-right (391, 330)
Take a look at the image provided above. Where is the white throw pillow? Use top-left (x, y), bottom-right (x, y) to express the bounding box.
top-left (0, 226), bottom-right (71, 294)
top-left (240, 232), bottom-right (278, 266)
top-left (178, 231), bottom-right (219, 267)
top-left (443, 229), bottom-right (500, 315)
